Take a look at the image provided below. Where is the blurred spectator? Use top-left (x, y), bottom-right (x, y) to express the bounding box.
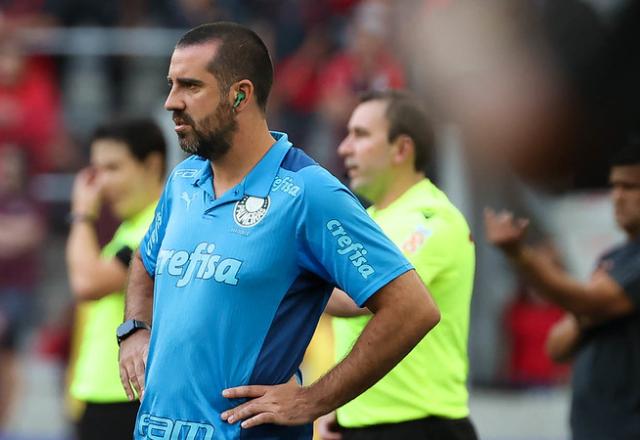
top-left (0, 29), bottom-right (74, 173)
top-left (485, 143), bottom-right (640, 439)
top-left (318, 0), bottom-right (404, 126)
top-left (504, 287), bottom-right (569, 387)
top-left (225, 0), bottom-right (354, 62)
top-left (0, 144), bottom-right (46, 431)
top-left (503, 241), bottom-right (570, 387)
top-left (272, 25), bottom-right (332, 147)
top-left (313, 0), bottom-right (405, 170)
top-left (66, 118), bottom-right (166, 440)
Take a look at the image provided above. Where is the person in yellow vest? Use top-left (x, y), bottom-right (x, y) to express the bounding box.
top-left (318, 90), bottom-right (477, 440)
top-left (66, 118), bottom-right (166, 440)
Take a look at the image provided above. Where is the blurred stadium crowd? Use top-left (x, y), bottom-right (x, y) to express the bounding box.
top-left (0, 0), bottom-right (639, 438)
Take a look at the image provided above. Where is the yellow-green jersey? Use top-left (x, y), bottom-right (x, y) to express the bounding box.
top-left (333, 179), bottom-right (475, 427)
top-left (69, 202), bottom-right (157, 402)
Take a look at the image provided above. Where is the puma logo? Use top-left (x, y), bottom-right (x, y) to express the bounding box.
top-left (181, 191), bottom-right (197, 210)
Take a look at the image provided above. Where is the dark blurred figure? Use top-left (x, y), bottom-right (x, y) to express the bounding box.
top-left (415, 0), bottom-right (640, 191)
top-left (0, 144), bottom-right (46, 431)
top-left (485, 144), bottom-right (640, 439)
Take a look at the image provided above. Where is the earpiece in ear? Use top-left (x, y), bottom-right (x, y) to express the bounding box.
top-left (233, 91), bottom-right (246, 109)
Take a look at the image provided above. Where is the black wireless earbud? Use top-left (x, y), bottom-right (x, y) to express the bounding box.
top-left (233, 91), bottom-right (246, 109)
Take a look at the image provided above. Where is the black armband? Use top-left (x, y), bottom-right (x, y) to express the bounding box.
top-left (115, 246), bottom-right (134, 268)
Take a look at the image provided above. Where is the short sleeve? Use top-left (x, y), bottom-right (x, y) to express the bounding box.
top-left (296, 168), bottom-right (413, 307)
top-left (139, 176), bottom-right (173, 277)
top-left (605, 247), bottom-right (640, 307)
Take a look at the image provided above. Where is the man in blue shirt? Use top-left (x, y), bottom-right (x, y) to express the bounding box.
top-left (118, 22), bottom-right (440, 440)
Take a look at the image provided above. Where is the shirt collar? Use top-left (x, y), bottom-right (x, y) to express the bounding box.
top-left (192, 156), bottom-right (213, 187)
top-left (242, 131), bottom-right (291, 198)
top-left (368, 178), bottom-right (434, 216)
top-left (189, 131), bottom-right (292, 201)
top-left (184, 157), bottom-right (213, 202)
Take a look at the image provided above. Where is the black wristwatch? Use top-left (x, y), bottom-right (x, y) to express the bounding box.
top-left (116, 319), bottom-right (151, 346)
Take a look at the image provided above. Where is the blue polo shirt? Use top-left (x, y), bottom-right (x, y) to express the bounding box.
top-left (135, 132), bottom-right (412, 440)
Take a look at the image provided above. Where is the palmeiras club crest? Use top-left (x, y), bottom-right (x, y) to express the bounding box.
top-left (233, 196), bottom-right (270, 227)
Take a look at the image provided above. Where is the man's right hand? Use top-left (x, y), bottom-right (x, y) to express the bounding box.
top-left (118, 329), bottom-right (150, 401)
top-left (71, 168), bottom-right (102, 219)
top-left (484, 207), bottom-right (529, 257)
top-left (317, 412), bottom-right (342, 440)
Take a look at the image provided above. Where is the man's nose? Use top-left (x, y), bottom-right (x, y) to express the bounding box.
top-left (165, 88), bottom-right (184, 111)
top-left (337, 137), bottom-right (352, 158)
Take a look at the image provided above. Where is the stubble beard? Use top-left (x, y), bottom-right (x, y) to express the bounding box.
top-left (177, 101), bottom-right (238, 161)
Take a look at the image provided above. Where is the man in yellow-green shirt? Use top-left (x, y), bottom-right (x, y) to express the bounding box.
top-left (66, 118), bottom-right (166, 440)
top-left (319, 90), bottom-right (477, 440)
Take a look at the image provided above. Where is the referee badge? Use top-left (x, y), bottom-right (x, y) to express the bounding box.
top-left (233, 196), bottom-right (270, 227)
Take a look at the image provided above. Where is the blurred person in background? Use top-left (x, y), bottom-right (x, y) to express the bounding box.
top-left (413, 0), bottom-right (640, 192)
top-left (318, 90), bottom-right (477, 440)
top-left (485, 143), bottom-right (640, 440)
top-left (318, 0), bottom-right (405, 124)
top-left (0, 144), bottom-right (45, 433)
top-left (0, 27), bottom-right (74, 173)
top-left (272, 25), bottom-right (332, 148)
top-left (314, 0), bottom-right (405, 170)
top-left (66, 118), bottom-right (166, 440)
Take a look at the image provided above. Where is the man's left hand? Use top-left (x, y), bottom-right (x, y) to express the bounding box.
top-left (221, 378), bottom-right (319, 428)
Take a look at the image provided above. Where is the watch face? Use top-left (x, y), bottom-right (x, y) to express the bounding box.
top-left (117, 320), bottom-right (134, 338)
top-left (117, 320), bottom-right (149, 344)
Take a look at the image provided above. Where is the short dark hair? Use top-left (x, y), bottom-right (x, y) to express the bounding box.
top-left (359, 89), bottom-right (434, 172)
top-left (91, 118), bottom-right (167, 177)
top-left (611, 140), bottom-right (640, 167)
top-left (176, 22), bottom-right (274, 112)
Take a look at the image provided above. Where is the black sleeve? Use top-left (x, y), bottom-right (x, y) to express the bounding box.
top-left (606, 248), bottom-right (640, 307)
top-left (114, 246), bottom-right (134, 268)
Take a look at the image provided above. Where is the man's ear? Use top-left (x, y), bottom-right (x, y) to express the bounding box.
top-left (392, 135), bottom-right (415, 166)
top-left (230, 79), bottom-right (254, 111)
